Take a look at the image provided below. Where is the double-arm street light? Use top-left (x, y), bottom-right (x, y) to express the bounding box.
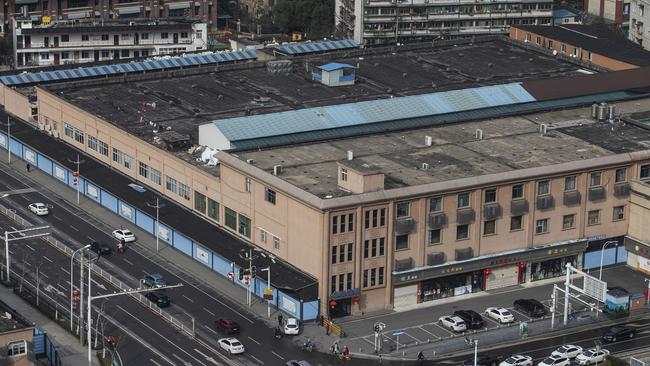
top-left (4, 226), bottom-right (50, 281)
top-left (70, 244), bottom-right (91, 332)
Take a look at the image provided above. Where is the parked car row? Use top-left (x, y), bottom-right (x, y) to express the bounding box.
top-left (538, 345), bottom-right (610, 366)
top-left (439, 299), bottom-right (546, 333)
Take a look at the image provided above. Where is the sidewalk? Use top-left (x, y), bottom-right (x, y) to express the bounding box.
top-left (0, 285), bottom-right (97, 366)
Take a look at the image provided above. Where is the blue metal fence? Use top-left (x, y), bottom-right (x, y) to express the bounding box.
top-left (33, 329), bottom-right (62, 366)
top-left (0, 131), bottom-right (316, 320)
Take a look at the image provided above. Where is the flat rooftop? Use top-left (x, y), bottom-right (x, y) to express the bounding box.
top-left (0, 300), bottom-right (32, 333)
top-left (233, 97), bottom-right (650, 198)
top-left (43, 38), bottom-right (583, 169)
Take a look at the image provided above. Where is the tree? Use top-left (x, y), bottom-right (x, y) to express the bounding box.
top-left (273, 0), bottom-right (334, 38)
top-left (601, 356), bottom-right (629, 366)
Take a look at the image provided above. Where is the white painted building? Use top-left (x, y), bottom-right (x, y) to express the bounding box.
top-left (12, 18), bottom-right (207, 69)
top-left (630, 0), bottom-right (649, 50)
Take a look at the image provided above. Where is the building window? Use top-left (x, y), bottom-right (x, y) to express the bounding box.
top-left (363, 270), bottom-right (368, 288)
top-left (347, 243), bottom-right (353, 261)
top-left (379, 208), bottom-right (386, 226)
top-left (73, 128), bottom-right (84, 144)
top-left (139, 161), bottom-right (149, 178)
top-left (613, 206), bottom-right (625, 221)
top-left (537, 180), bottom-right (550, 195)
top-left (238, 214), bottom-right (251, 238)
top-left (456, 224), bottom-right (469, 240)
top-left (207, 198), bottom-right (219, 221)
top-left (510, 215), bottom-right (523, 231)
top-left (483, 220), bottom-right (496, 235)
top-left (181, 31), bottom-right (188, 38)
top-left (457, 192), bottom-right (470, 208)
top-left (61, 51), bottom-right (70, 59)
top-left (379, 237), bottom-right (385, 256)
top-left (82, 34), bottom-right (89, 41)
top-left (340, 168), bottom-right (348, 182)
top-left (641, 164), bottom-right (650, 180)
top-left (121, 49), bottom-right (130, 58)
top-left (547, 40), bottom-right (554, 49)
top-left (273, 236), bottom-right (280, 249)
top-left (332, 216), bottom-right (338, 234)
top-left (161, 32), bottom-right (169, 39)
top-left (364, 210), bottom-right (371, 229)
top-left (561, 43), bottom-right (566, 53)
top-left (346, 272), bottom-right (352, 290)
top-left (101, 50), bottom-right (110, 58)
top-left (260, 229), bottom-right (267, 244)
top-left (265, 188), bottom-right (276, 204)
top-left (395, 234), bottom-right (409, 250)
top-left (588, 210), bottom-right (600, 226)
top-left (396, 202), bottom-right (410, 217)
top-left (562, 214), bottom-right (575, 230)
top-left (64, 123), bottom-right (74, 138)
top-left (429, 229), bottom-right (441, 244)
top-left (378, 267), bottom-right (384, 285)
top-left (429, 196), bottom-right (442, 212)
top-left (150, 167), bottom-right (161, 185)
top-left (512, 184), bottom-right (524, 199)
top-left (337, 244), bottom-right (345, 263)
top-left (194, 191), bottom-right (206, 213)
top-left (587, 51), bottom-right (593, 61)
top-left (564, 176), bottom-right (576, 191)
top-left (338, 274), bottom-right (344, 291)
top-left (535, 218), bottom-right (548, 234)
top-left (112, 148), bottom-right (133, 169)
top-left (61, 34), bottom-right (69, 42)
top-left (225, 207), bottom-right (237, 230)
top-left (98, 141), bottom-right (109, 156)
top-left (331, 275), bottom-right (336, 294)
top-left (141, 32), bottom-right (149, 40)
top-left (88, 135), bottom-right (98, 151)
top-left (590, 172), bottom-right (602, 187)
top-left (339, 214), bottom-right (346, 233)
top-left (40, 52), bottom-right (49, 60)
top-left (165, 176), bottom-right (177, 193)
top-left (245, 177), bottom-right (252, 193)
top-left (7, 340), bottom-right (27, 357)
top-left (101, 34), bottom-right (109, 41)
top-left (615, 168), bottom-right (627, 183)
top-left (484, 188), bottom-right (497, 203)
top-left (81, 51), bottom-right (90, 59)
top-left (536, 36), bottom-right (541, 45)
top-left (363, 240), bottom-right (369, 258)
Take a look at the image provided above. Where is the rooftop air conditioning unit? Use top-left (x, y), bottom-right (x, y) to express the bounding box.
top-left (475, 129), bottom-right (483, 140)
top-left (273, 165), bottom-right (283, 175)
top-left (421, 163), bottom-right (430, 170)
top-left (539, 123), bottom-right (548, 135)
top-left (424, 135), bottom-right (432, 146)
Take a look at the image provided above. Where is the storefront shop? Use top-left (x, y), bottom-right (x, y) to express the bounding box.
top-left (583, 236), bottom-right (627, 270)
top-left (625, 236), bottom-right (650, 275)
top-left (392, 240), bottom-right (587, 310)
top-left (328, 288), bottom-right (361, 318)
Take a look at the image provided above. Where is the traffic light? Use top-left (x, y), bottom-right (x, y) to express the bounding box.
top-left (251, 266), bottom-right (257, 278)
top-left (238, 269), bottom-right (244, 280)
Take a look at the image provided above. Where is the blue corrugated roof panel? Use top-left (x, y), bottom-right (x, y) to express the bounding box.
top-left (210, 83), bottom-right (536, 143)
top-left (170, 58), bottom-right (181, 67)
top-left (77, 68), bottom-right (88, 77)
top-left (17, 74), bottom-right (30, 83)
top-left (151, 61), bottom-right (163, 69)
top-left (0, 76), bottom-right (10, 85)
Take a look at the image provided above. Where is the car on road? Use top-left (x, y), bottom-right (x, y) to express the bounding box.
top-left (537, 355), bottom-right (570, 366)
top-left (144, 291), bottom-right (170, 308)
top-left (462, 355), bottom-right (499, 366)
top-left (142, 274), bottom-right (166, 288)
top-left (215, 319), bottom-right (240, 335)
top-left (575, 348), bottom-right (610, 365)
top-left (89, 240), bottom-right (111, 256)
top-left (112, 229), bottom-right (136, 242)
top-left (217, 338), bottom-right (245, 355)
top-left (284, 317), bottom-right (300, 335)
top-left (601, 325), bottom-right (636, 342)
top-left (500, 355), bottom-right (533, 366)
top-left (454, 310), bottom-right (485, 329)
top-left (513, 299), bottom-right (546, 318)
top-left (28, 202), bottom-right (49, 216)
top-left (286, 361), bottom-right (311, 366)
top-left (486, 307), bottom-right (515, 324)
top-left (438, 315), bottom-right (467, 332)
top-left (551, 345), bottom-right (583, 359)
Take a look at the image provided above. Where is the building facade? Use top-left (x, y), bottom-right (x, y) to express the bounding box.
top-left (335, 0), bottom-right (553, 45)
top-left (1, 0), bottom-right (217, 33)
top-left (584, 0), bottom-right (630, 35)
top-left (629, 0), bottom-right (649, 49)
top-left (0, 301), bottom-right (35, 366)
top-left (12, 18), bottom-right (207, 68)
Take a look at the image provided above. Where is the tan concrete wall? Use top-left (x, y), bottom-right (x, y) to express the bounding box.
top-left (629, 180), bottom-right (650, 242)
top-left (3, 86), bottom-right (32, 122)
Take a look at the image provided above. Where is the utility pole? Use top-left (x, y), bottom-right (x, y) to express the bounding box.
top-left (79, 251), bottom-right (85, 342)
top-left (146, 197), bottom-right (165, 252)
top-left (71, 245), bottom-right (90, 332)
top-left (551, 284), bottom-right (557, 329)
top-left (5, 116), bottom-right (13, 164)
top-left (4, 227), bottom-right (50, 282)
top-left (68, 154), bottom-right (85, 205)
top-left (564, 263), bottom-right (571, 325)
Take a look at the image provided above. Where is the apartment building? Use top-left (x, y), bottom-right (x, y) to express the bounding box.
top-left (3, 40), bottom-right (650, 318)
top-left (584, 0), bottom-right (631, 35)
top-left (629, 0), bottom-right (649, 49)
top-left (335, 0), bottom-right (553, 45)
top-left (12, 18), bottom-right (207, 68)
top-left (1, 0), bottom-right (217, 33)
top-left (0, 301), bottom-right (35, 366)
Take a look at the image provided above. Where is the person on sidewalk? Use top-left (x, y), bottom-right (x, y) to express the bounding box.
top-left (417, 351), bottom-right (425, 362)
top-left (26, 163), bottom-right (31, 172)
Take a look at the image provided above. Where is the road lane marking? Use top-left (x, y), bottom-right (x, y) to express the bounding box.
top-left (57, 283), bottom-right (67, 290)
top-left (60, 267), bottom-right (70, 275)
top-left (52, 215), bottom-right (62, 220)
top-left (204, 325), bottom-right (217, 335)
top-left (25, 244), bottom-right (35, 251)
top-left (69, 225), bottom-right (79, 232)
top-left (182, 295), bottom-right (194, 303)
top-left (40, 272), bottom-right (49, 279)
top-left (122, 258), bottom-right (134, 266)
top-left (417, 325), bottom-right (441, 339)
top-left (247, 337), bottom-right (260, 345)
top-left (42, 255), bottom-right (53, 263)
top-left (433, 322), bottom-right (455, 336)
top-left (203, 307), bottom-right (215, 316)
top-left (249, 354), bottom-right (264, 364)
top-left (271, 351), bottom-right (284, 360)
top-left (149, 359), bottom-right (163, 366)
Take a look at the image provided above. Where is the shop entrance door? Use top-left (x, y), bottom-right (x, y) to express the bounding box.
top-left (485, 265), bottom-right (519, 290)
top-left (329, 298), bottom-right (351, 318)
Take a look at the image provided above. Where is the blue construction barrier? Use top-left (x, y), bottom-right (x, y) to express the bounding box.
top-left (33, 329), bottom-right (62, 366)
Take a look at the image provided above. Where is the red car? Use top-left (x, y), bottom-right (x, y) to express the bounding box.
top-left (215, 319), bottom-right (240, 335)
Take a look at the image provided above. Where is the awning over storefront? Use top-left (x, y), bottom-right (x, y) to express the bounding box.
top-left (625, 236), bottom-right (650, 259)
top-left (394, 239), bottom-right (587, 285)
top-left (168, 1), bottom-right (190, 9)
top-left (15, 0), bottom-right (38, 4)
top-left (118, 6), bottom-right (141, 15)
top-left (66, 12), bottom-right (88, 19)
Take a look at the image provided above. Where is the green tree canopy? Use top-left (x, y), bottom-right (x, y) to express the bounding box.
top-left (273, 0), bottom-right (334, 38)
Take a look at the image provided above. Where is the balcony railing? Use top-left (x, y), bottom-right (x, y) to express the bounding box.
top-left (614, 183), bottom-right (630, 197)
top-left (588, 186), bottom-right (606, 201)
top-left (536, 195), bottom-right (554, 210)
top-left (483, 203), bottom-right (502, 220)
top-left (563, 191), bottom-right (581, 206)
top-left (456, 208), bottom-right (475, 225)
top-left (428, 212), bottom-right (447, 228)
top-left (394, 217), bottom-right (417, 235)
top-left (510, 199), bottom-right (529, 215)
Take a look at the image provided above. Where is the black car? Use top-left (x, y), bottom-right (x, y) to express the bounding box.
top-left (513, 299), bottom-right (546, 318)
top-left (601, 326), bottom-right (635, 342)
top-left (89, 241), bottom-right (111, 256)
top-left (145, 291), bottom-right (170, 308)
top-left (462, 355), bottom-right (499, 366)
top-left (454, 310), bottom-right (485, 329)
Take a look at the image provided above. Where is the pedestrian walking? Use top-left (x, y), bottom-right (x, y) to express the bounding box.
top-left (26, 163), bottom-right (31, 172)
top-left (325, 322), bottom-right (331, 335)
top-left (278, 314), bottom-right (284, 327)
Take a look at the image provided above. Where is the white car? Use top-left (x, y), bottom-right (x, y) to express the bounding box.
top-left (500, 355), bottom-right (533, 366)
top-left (552, 345), bottom-right (583, 359)
top-left (538, 356), bottom-right (570, 366)
top-left (575, 349), bottom-right (610, 365)
top-left (438, 315), bottom-right (467, 332)
top-left (486, 307), bottom-right (515, 324)
top-left (284, 317), bottom-right (300, 335)
top-left (217, 337), bottom-right (245, 355)
top-left (112, 229), bottom-right (136, 242)
top-left (28, 203), bottom-right (49, 216)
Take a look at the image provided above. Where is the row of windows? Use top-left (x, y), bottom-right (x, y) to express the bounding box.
top-left (331, 243), bottom-right (353, 264)
top-left (260, 229), bottom-right (281, 250)
top-left (112, 147), bottom-right (133, 170)
top-left (363, 267), bottom-right (385, 288)
top-left (64, 123), bottom-right (85, 144)
top-left (331, 272), bottom-right (353, 293)
top-left (165, 176), bottom-right (190, 200)
top-left (363, 237), bottom-right (385, 258)
top-left (194, 191), bottom-right (220, 222)
top-left (332, 214), bottom-right (355, 234)
top-left (364, 208), bottom-right (386, 229)
top-left (224, 207), bottom-right (251, 238)
top-left (138, 161), bottom-right (162, 186)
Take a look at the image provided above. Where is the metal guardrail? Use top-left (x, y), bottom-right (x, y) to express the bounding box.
top-left (0, 202), bottom-right (196, 338)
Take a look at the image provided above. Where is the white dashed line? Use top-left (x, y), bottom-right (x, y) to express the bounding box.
top-left (182, 295), bottom-right (194, 303)
top-left (25, 244), bottom-right (35, 251)
top-left (271, 351), bottom-right (284, 360)
top-left (60, 267), bottom-right (70, 275)
top-left (247, 337), bottom-right (260, 345)
top-left (42, 255), bottom-right (53, 263)
top-left (69, 225), bottom-right (79, 232)
top-left (249, 354), bottom-right (264, 364)
top-left (203, 307), bottom-right (215, 316)
top-left (122, 258), bottom-right (134, 266)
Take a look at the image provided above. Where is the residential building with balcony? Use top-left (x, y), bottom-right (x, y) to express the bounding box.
top-left (629, 0), bottom-right (649, 49)
top-left (335, 0), bottom-right (554, 45)
top-left (12, 18), bottom-right (207, 69)
top-left (3, 39), bottom-right (650, 318)
top-left (584, 0), bottom-right (631, 36)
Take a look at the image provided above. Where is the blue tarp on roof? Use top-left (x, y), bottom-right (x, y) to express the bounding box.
top-left (273, 39), bottom-right (359, 56)
top-left (319, 63), bottom-right (355, 72)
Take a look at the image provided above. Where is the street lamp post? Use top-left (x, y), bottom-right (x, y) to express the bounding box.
top-left (68, 154), bottom-right (85, 205)
top-left (259, 256), bottom-right (275, 319)
top-left (4, 226), bottom-right (50, 282)
top-left (599, 240), bottom-right (618, 280)
top-left (645, 278), bottom-right (650, 307)
top-left (70, 245), bottom-right (91, 332)
top-left (465, 337), bottom-right (478, 366)
top-left (4, 116), bottom-right (14, 165)
top-left (146, 198), bottom-right (165, 252)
